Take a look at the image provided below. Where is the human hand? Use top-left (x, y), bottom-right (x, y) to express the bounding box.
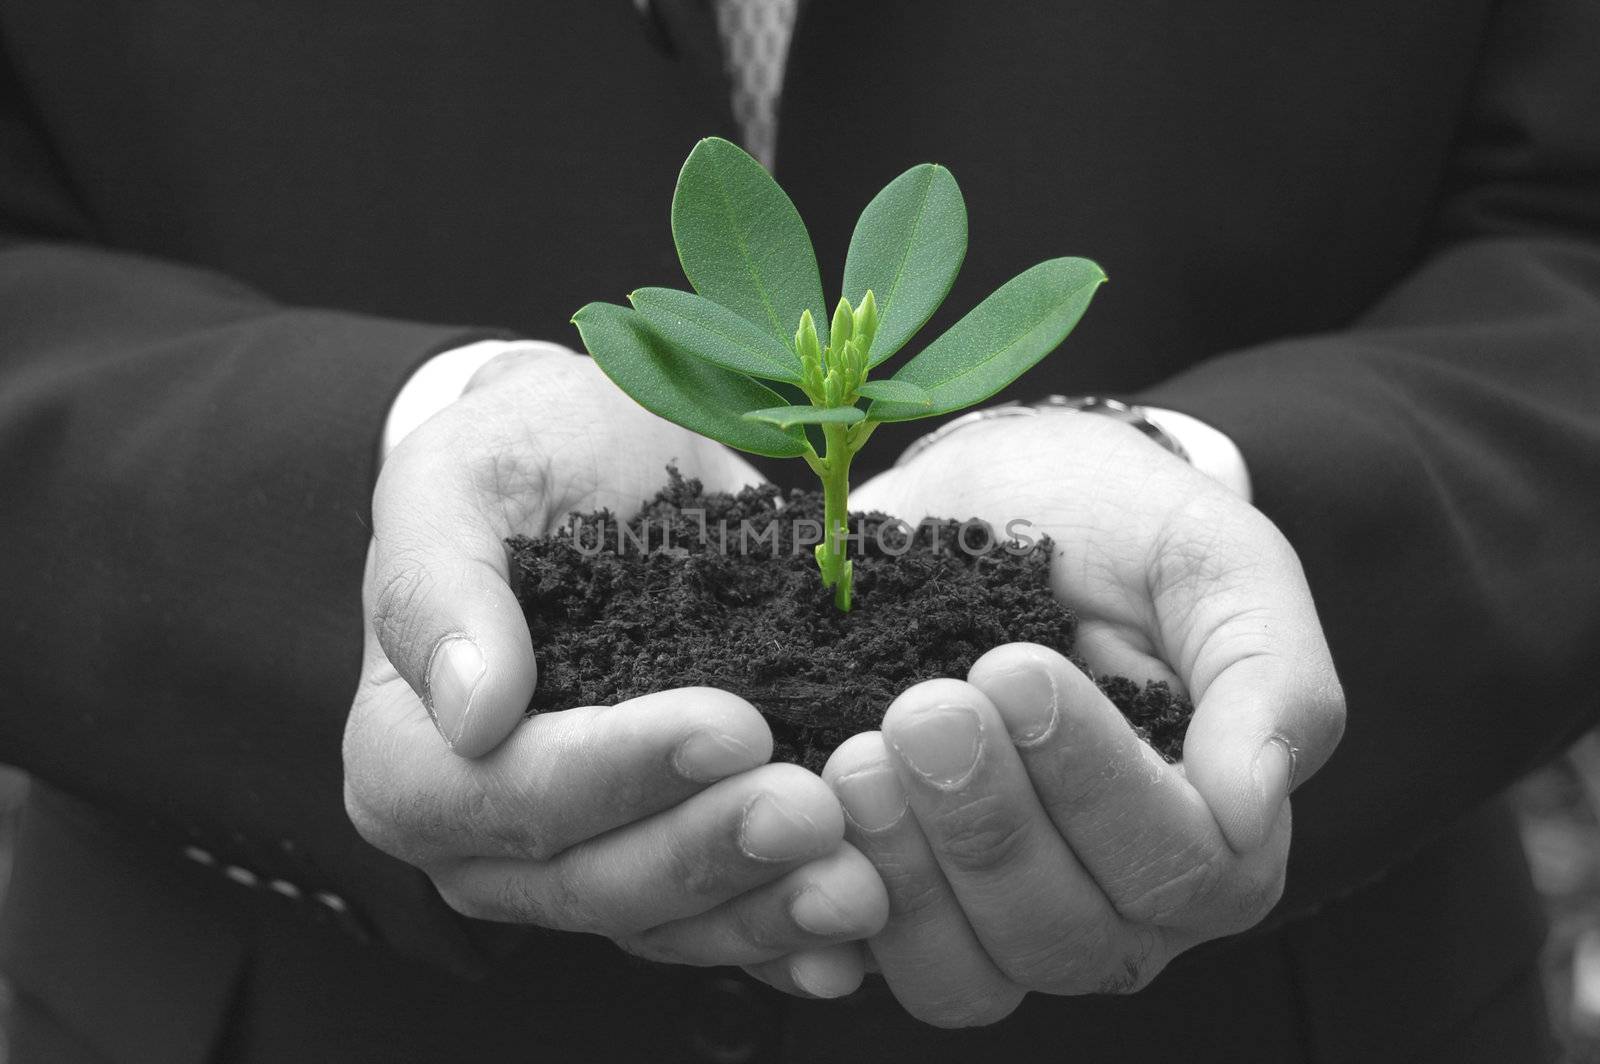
top-left (814, 410), bottom-right (1344, 1025)
top-left (344, 346), bottom-right (887, 990)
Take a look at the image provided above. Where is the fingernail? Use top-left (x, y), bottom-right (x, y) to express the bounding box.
top-left (425, 637), bottom-right (484, 749)
top-left (790, 952), bottom-right (859, 999)
top-left (889, 706), bottom-right (983, 789)
top-left (674, 730), bottom-right (760, 783)
top-left (791, 887), bottom-right (858, 936)
top-left (834, 767), bottom-right (908, 833)
top-left (1255, 738), bottom-right (1294, 806)
top-left (986, 661), bottom-right (1060, 746)
top-left (1247, 738), bottom-right (1295, 848)
top-left (740, 795), bottom-right (822, 862)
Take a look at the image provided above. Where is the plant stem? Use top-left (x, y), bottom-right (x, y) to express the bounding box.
top-left (818, 421), bottom-right (854, 611)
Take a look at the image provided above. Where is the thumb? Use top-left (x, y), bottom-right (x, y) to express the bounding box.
top-left (1182, 650), bottom-right (1336, 853)
top-left (848, 466), bottom-right (913, 520)
top-left (1160, 514), bottom-right (1345, 852)
top-left (366, 428), bottom-right (538, 759)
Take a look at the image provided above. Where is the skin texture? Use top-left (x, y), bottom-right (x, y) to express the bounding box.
top-left (345, 347), bottom-right (888, 996)
top-left (347, 350), bottom-right (1343, 1017)
top-left (785, 412), bottom-right (1346, 1024)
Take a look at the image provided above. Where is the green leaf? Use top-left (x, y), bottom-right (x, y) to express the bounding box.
top-left (629, 287), bottom-right (803, 385)
top-left (671, 137), bottom-right (829, 349)
top-left (867, 258), bottom-right (1106, 423)
top-left (854, 379), bottom-right (932, 406)
top-left (841, 164), bottom-right (967, 367)
top-left (571, 302), bottom-right (809, 458)
top-left (742, 405), bottom-right (866, 428)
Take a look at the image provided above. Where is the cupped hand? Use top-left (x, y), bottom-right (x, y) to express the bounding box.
top-left (816, 410), bottom-right (1344, 1026)
top-left (344, 346), bottom-right (887, 990)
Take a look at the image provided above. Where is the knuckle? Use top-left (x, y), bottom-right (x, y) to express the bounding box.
top-left (489, 874), bottom-right (554, 926)
top-left (729, 897), bottom-right (790, 954)
top-left (1092, 931), bottom-right (1163, 995)
top-left (999, 917), bottom-right (1119, 993)
top-left (929, 795), bottom-right (1034, 874)
top-left (1113, 849), bottom-right (1229, 925)
top-left (878, 856), bottom-right (950, 925)
top-left (344, 777), bottom-right (454, 869)
top-left (541, 857), bottom-right (608, 934)
top-left (487, 820), bottom-right (558, 864)
top-left (474, 785), bottom-right (559, 862)
top-left (383, 783), bottom-right (455, 850)
top-left (370, 552), bottom-right (425, 634)
top-left (1224, 866), bottom-right (1286, 932)
top-left (369, 555), bottom-right (435, 670)
top-left (440, 862), bottom-right (597, 932)
top-left (1043, 755), bottom-right (1123, 815)
top-left (662, 830), bottom-right (726, 902)
top-left (487, 868), bottom-right (602, 932)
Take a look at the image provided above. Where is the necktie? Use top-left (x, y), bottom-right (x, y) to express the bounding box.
top-left (713, 0), bottom-right (799, 170)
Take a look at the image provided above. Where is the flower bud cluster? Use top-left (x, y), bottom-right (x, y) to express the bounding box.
top-left (796, 290), bottom-right (879, 407)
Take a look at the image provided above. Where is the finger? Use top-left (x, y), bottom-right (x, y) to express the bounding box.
top-left (1072, 619), bottom-right (1184, 694)
top-left (620, 844), bottom-right (888, 966)
top-left (697, 445), bottom-right (770, 497)
top-left (823, 733), bottom-right (1026, 1028)
top-left (743, 943), bottom-right (869, 1000)
top-left (968, 643), bottom-right (1281, 932)
top-left (367, 418), bottom-right (541, 756)
top-left (1183, 646), bottom-right (1338, 853)
top-left (878, 680), bottom-right (1170, 996)
top-left (434, 763), bottom-right (845, 934)
top-left (1152, 503), bottom-right (1346, 852)
top-left (344, 684), bottom-right (774, 866)
top-left (848, 466), bottom-right (908, 519)
top-left (475, 347), bottom-right (769, 503)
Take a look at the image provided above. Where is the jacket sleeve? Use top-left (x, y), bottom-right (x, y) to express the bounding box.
top-left (0, 50), bottom-right (498, 975)
top-left (1139, 0), bottom-right (1600, 916)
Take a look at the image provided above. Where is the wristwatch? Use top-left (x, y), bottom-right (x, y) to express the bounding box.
top-left (894, 395), bottom-right (1192, 468)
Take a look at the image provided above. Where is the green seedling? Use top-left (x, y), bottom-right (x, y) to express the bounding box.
top-left (572, 137), bottom-right (1104, 611)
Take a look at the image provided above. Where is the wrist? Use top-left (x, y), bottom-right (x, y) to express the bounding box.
top-left (893, 395), bottom-right (1251, 504)
top-left (381, 339), bottom-right (570, 460)
top-left (1139, 405), bottom-right (1252, 502)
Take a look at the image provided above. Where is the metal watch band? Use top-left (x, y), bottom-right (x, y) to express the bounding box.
top-left (893, 395), bottom-right (1192, 468)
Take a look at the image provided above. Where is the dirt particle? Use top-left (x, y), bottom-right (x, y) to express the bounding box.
top-left (510, 470), bottom-right (1190, 772)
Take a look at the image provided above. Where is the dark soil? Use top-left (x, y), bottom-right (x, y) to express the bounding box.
top-left (509, 471), bottom-right (1191, 774)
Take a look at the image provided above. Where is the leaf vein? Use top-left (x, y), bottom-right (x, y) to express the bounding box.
top-left (879, 167), bottom-right (937, 330)
top-left (713, 162), bottom-right (787, 340)
top-left (902, 291), bottom-right (1078, 402)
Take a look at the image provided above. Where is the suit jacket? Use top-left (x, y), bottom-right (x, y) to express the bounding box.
top-left (1, 0), bottom-right (1595, 1060)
